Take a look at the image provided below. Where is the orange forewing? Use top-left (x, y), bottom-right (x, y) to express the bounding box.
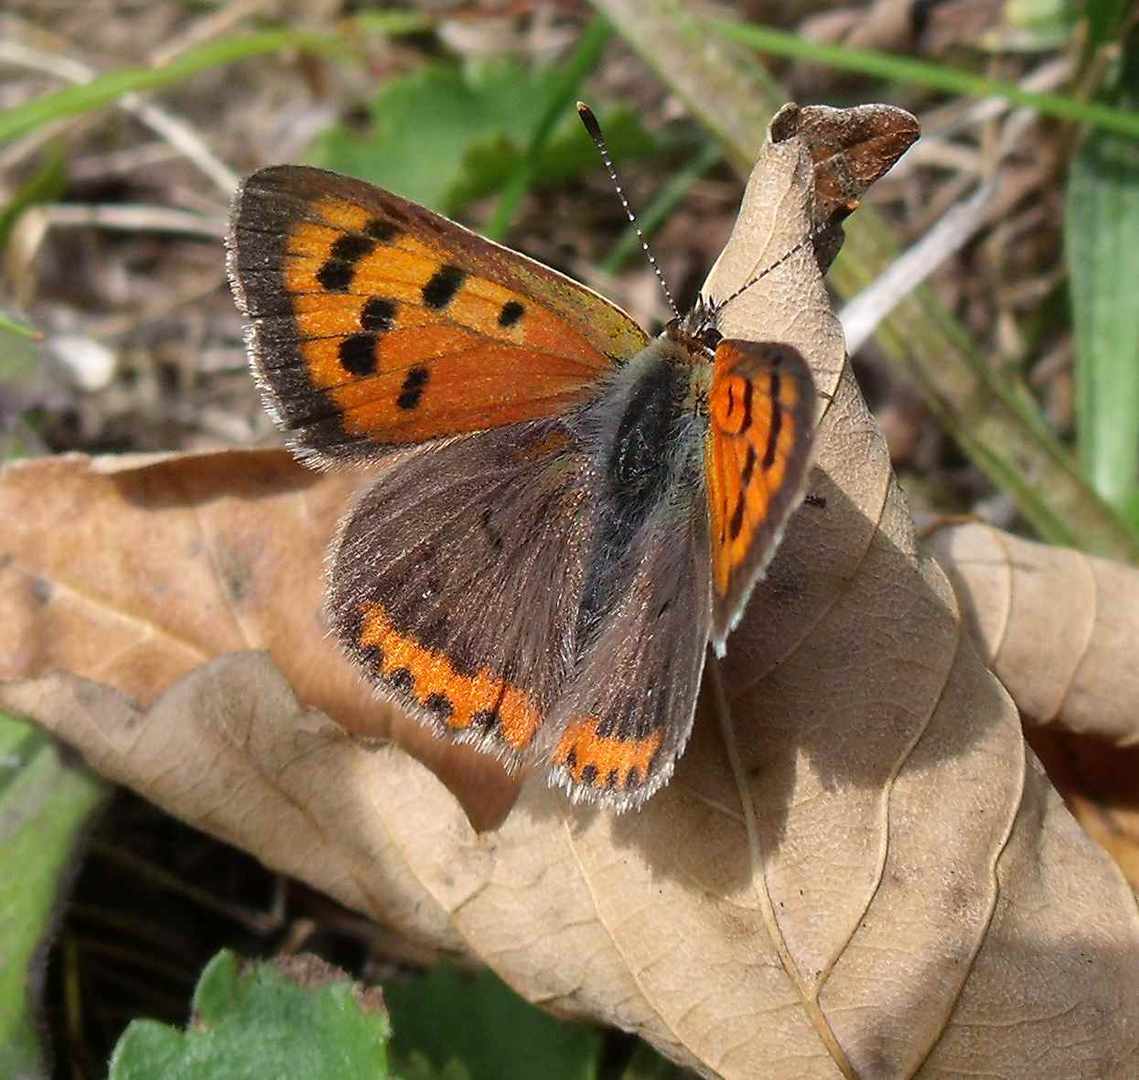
top-left (227, 166), bottom-right (648, 461)
top-left (706, 340), bottom-right (816, 641)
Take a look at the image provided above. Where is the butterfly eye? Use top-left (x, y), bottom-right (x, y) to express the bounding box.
top-left (700, 326), bottom-right (723, 352)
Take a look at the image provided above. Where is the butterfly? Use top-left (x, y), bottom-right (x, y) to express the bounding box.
top-left (225, 103), bottom-right (916, 811)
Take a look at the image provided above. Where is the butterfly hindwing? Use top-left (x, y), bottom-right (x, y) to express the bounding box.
top-left (542, 499), bottom-right (713, 810)
top-left (327, 419), bottom-right (591, 764)
top-left (227, 165), bottom-right (648, 464)
top-left (706, 340), bottom-right (816, 648)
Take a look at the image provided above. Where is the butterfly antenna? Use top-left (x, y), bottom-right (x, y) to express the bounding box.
top-left (577, 101), bottom-right (679, 320)
top-left (717, 218), bottom-right (836, 312)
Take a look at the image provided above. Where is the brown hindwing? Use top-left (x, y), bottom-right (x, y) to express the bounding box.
top-left (327, 419), bottom-right (593, 766)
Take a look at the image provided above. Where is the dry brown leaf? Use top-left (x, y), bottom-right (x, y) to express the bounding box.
top-left (3, 115), bottom-right (1139, 1077)
top-left (927, 521), bottom-right (1139, 746)
top-left (1028, 727), bottom-right (1139, 894)
top-left (929, 521), bottom-right (1139, 894)
top-left (0, 449), bottom-right (520, 830)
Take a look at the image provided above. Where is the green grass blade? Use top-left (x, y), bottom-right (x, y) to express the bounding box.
top-left (0, 15), bottom-right (428, 145)
top-left (485, 15), bottom-right (613, 240)
top-left (0, 713), bottom-right (107, 1078)
top-left (712, 18), bottom-right (1139, 139)
top-left (0, 311), bottom-right (42, 340)
top-left (1066, 125), bottom-right (1139, 510)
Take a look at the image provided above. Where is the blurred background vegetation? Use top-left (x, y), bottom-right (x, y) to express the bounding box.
top-left (1, 0), bottom-right (1137, 1076)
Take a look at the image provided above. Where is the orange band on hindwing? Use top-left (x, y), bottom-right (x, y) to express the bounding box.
top-left (551, 716), bottom-right (664, 795)
top-left (356, 602), bottom-right (542, 753)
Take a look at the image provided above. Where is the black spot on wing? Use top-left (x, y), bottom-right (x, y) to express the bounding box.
top-left (740, 444), bottom-right (757, 490)
top-left (317, 232), bottom-right (376, 293)
top-left (422, 265), bottom-right (465, 309)
top-left (316, 259), bottom-right (353, 292)
top-left (498, 300), bottom-right (524, 327)
top-left (361, 297), bottom-right (396, 333)
top-left (424, 692), bottom-right (453, 719)
top-left (762, 373), bottom-right (782, 470)
top-left (472, 709), bottom-right (498, 731)
top-left (729, 493), bottom-right (746, 541)
top-left (338, 333), bottom-right (377, 376)
top-left (387, 667), bottom-right (415, 693)
top-left (358, 641), bottom-right (384, 671)
top-left (396, 365), bottom-right (429, 410)
top-left (364, 218), bottom-right (399, 243)
top-left (331, 233), bottom-right (375, 263)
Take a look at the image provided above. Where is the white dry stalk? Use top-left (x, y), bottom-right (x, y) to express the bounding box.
top-left (149, 0), bottom-right (275, 67)
top-left (23, 203), bottom-right (226, 239)
top-left (840, 59), bottom-right (1069, 353)
top-left (6, 202), bottom-right (225, 304)
top-left (840, 178), bottom-right (998, 353)
top-left (0, 39), bottom-right (238, 196)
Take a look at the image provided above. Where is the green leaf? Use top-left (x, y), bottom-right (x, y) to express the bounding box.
top-left (617, 1041), bottom-right (690, 1080)
top-left (1003, 0), bottom-right (1080, 50)
top-left (109, 951), bottom-right (392, 1080)
top-left (1086, 0), bottom-right (1131, 46)
top-left (0, 713), bottom-right (106, 1079)
top-left (309, 58), bottom-right (655, 217)
top-left (385, 965), bottom-right (601, 1080)
top-left (1066, 53), bottom-right (1139, 510)
top-left (397, 1050), bottom-right (472, 1080)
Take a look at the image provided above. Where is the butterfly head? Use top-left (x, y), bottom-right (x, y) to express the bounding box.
top-left (665, 294), bottom-right (724, 362)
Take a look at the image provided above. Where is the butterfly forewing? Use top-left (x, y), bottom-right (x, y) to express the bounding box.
top-left (706, 340), bottom-right (816, 648)
top-left (227, 166), bottom-right (648, 464)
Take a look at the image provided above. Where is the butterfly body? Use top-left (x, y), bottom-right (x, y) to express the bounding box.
top-left (571, 333), bottom-right (708, 640)
top-left (228, 164), bottom-right (818, 811)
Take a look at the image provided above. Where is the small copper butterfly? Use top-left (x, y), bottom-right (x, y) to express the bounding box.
top-left (225, 103), bottom-right (918, 811)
